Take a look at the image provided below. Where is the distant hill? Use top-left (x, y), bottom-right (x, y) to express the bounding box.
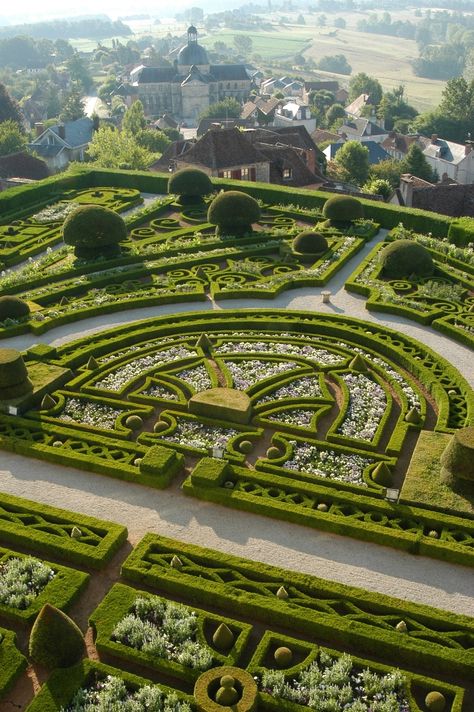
top-left (0, 17), bottom-right (132, 40)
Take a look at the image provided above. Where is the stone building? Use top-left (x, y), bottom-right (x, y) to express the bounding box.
top-left (119, 26), bottom-right (252, 123)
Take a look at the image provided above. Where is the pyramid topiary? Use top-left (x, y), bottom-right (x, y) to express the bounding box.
top-left (349, 354), bottom-right (368, 372)
top-left (405, 407), bottom-right (422, 425)
top-left (207, 190), bottom-right (261, 236)
top-left (168, 168), bottom-right (213, 205)
top-left (379, 240), bottom-right (434, 279)
top-left (0, 295), bottom-right (30, 321)
top-left (372, 462), bottom-right (393, 487)
top-left (40, 394), bottom-right (56, 410)
top-left (322, 195), bottom-right (364, 226)
top-left (29, 603), bottom-right (84, 669)
top-left (63, 205), bottom-right (127, 260)
top-left (440, 426), bottom-right (474, 485)
top-left (196, 333), bottom-right (213, 353)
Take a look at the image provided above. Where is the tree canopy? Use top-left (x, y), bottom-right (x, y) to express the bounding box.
top-left (0, 120), bottom-right (27, 157)
top-left (348, 73), bottom-right (383, 105)
top-left (333, 140), bottom-right (370, 186)
top-left (86, 125), bottom-right (154, 170)
top-left (0, 83), bottom-right (23, 126)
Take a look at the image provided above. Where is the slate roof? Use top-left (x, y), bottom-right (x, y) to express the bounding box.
top-left (176, 127), bottom-right (265, 170)
top-left (209, 65), bottom-right (251, 81)
top-left (381, 131), bottom-right (420, 156)
top-left (130, 63), bottom-right (250, 85)
top-left (50, 118), bottom-right (94, 147)
top-left (245, 125), bottom-right (318, 153)
top-left (339, 118), bottom-right (387, 140)
top-left (421, 136), bottom-right (468, 165)
top-left (0, 151), bottom-right (49, 180)
top-left (311, 129), bottom-right (341, 145)
top-left (326, 140), bottom-right (390, 165)
top-left (197, 118), bottom-right (253, 137)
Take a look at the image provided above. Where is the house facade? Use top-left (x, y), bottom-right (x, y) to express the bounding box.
top-left (118, 27), bottom-right (251, 123)
top-left (29, 118), bottom-right (94, 173)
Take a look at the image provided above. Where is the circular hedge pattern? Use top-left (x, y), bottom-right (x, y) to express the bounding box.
top-left (379, 240), bottom-right (434, 279)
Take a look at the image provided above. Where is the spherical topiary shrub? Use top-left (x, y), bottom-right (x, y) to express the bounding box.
top-left (62, 205), bottom-right (127, 260)
top-left (125, 414), bottom-right (143, 431)
top-left (292, 231), bottom-right (328, 262)
top-left (239, 440), bottom-right (253, 454)
top-left (0, 296), bottom-right (30, 322)
top-left (322, 195), bottom-right (364, 226)
top-left (424, 691), bottom-right (446, 712)
top-left (0, 348), bottom-right (32, 400)
top-left (168, 168), bottom-right (213, 205)
top-left (194, 666), bottom-right (258, 712)
top-left (29, 603), bottom-right (85, 669)
top-left (379, 240), bottom-right (434, 279)
top-left (207, 191), bottom-right (261, 236)
top-left (440, 426), bottom-right (474, 486)
top-left (274, 646), bottom-right (293, 667)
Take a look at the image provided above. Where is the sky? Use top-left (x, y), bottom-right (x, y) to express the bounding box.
top-left (0, 0), bottom-right (228, 25)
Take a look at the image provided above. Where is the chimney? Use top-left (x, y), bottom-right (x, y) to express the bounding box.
top-left (431, 133), bottom-right (438, 144)
top-left (34, 122), bottom-right (44, 137)
top-left (57, 123), bottom-right (66, 140)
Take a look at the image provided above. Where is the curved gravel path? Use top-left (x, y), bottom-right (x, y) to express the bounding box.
top-left (1, 236), bottom-right (473, 618)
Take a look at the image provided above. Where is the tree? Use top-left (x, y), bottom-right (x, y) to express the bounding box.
top-left (334, 140), bottom-right (370, 186)
top-left (136, 128), bottom-right (171, 153)
top-left (199, 97), bottom-right (241, 120)
top-left (0, 83), bottom-right (23, 126)
top-left (369, 158), bottom-right (403, 188)
top-left (401, 144), bottom-right (436, 182)
top-left (0, 120), bottom-right (27, 156)
top-left (122, 100), bottom-right (146, 135)
top-left (86, 125), bottom-right (153, 169)
top-left (326, 103), bottom-right (346, 125)
top-left (377, 86), bottom-right (417, 131)
top-left (318, 54), bottom-right (351, 75)
top-left (66, 53), bottom-right (93, 92)
top-left (60, 92), bottom-right (85, 122)
top-left (438, 77), bottom-right (473, 122)
top-left (334, 18), bottom-right (346, 29)
top-left (363, 178), bottom-right (392, 200)
top-left (348, 73), bottom-right (383, 105)
top-left (233, 35), bottom-right (253, 55)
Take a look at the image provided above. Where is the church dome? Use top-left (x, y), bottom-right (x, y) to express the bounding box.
top-left (177, 26), bottom-right (209, 66)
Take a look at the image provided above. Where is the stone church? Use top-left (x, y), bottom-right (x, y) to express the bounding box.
top-left (121, 26), bottom-right (252, 123)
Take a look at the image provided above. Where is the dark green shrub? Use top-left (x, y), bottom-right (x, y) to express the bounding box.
top-left (29, 603), bottom-right (84, 669)
top-left (215, 675), bottom-right (239, 705)
top-left (379, 240), bottom-right (434, 278)
top-left (168, 168), bottom-right (213, 204)
top-left (239, 440), bottom-right (253, 454)
top-left (0, 296), bottom-right (30, 322)
top-left (292, 231), bottom-right (328, 255)
top-left (207, 191), bottom-right (261, 235)
top-left (125, 415), bottom-right (143, 430)
top-left (62, 205), bottom-right (127, 259)
top-left (322, 195), bottom-right (364, 225)
top-left (448, 217), bottom-right (474, 247)
top-left (274, 646), bottom-right (293, 667)
top-left (0, 348), bottom-right (32, 399)
top-left (212, 623), bottom-right (234, 650)
top-left (440, 426), bottom-right (474, 485)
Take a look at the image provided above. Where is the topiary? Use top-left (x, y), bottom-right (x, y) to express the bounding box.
top-left (29, 603), bottom-right (85, 669)
top-left (125, 414), bottom-right (143, 430)
top-left (440, 426), bottom-right (474, 486)
top-left (212, 623), bottom-right (234, 650)
top-left (274, 646), bottom-right (293, 667)
top-left (215, 675), bottom-right (239, 706)
top-left (266, 446), bottom-right (281, 460)
top-left (292, 231), bottom-right (328, 259)
top-left (239, 440), bottom-right (253, 454)
top-left (0, 348), bottom-right (32, 399)
top-left (372, 462), bottom-right (393, 487)
top-left (322, 195), bottom-right (364, 226)
top-left (168, 168), bottom-right (213, 205)
top-left (379, 240), bottom-right (434, 279)
top-left (207, 191), bottom-right (261, 236)
top-left (62, 205), bottom-right (127, 260)
top-left (424, 691), bottom-right (446, 712)
top-left (448, 216), bottom-right (474, 247)
top-left (0, 296), bottom-right (30, 322)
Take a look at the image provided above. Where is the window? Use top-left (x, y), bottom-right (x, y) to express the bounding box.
top-left (283, 168), bottom-right (292, 180)
top-left (241, 167), bottom-right (250, 179)
top-left (221, 170), bottom-right (232, 178)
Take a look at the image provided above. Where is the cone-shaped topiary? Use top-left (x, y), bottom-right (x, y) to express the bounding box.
top-left (168, 168), bottom-right (213, 205)
top-left (29, 603), bottom-right (84, 669)
top-left (425, 691), bottom-right (446, 712)
top-left (40, 394), bottom-right (56, 410)
top-left (196, 333), bottom-right (213, 353)
top-left (212, 622), bottom-right (234, 650)
top-left (405, 407), bottom-right (422, 425)
top-left (0, 295), bottom-right (30, 321)
top-left (379, 240), bottom-right (434, 279)
top-left (170, 554), bottom-right (183, 569)
top-left (372, 462), bottom-right (393, 487)
top-left (70, 526), bottom-right (82, 539)
top-left (63, 205), bottom-right (127, 260)
top-left (440, 426), bottom-right (474, 485)
top-left (207, 190), bottom-right (261, 236)
top-left (395, 620), bottom-right (408, 633)
top-left (86, 356), bottom-right (99, 370)
top-left (274, 646), bottom-right (293, 667)
top-left (292, 231), bottom-right (328, 259)
top-left (0, 348), bottom-right (32, 400)
top-left (322, 195), bottom-right (364, 226)
top-left (349, 354), bottom-right (368, 372)
top-left (276, 586), bottom-right (289, 599)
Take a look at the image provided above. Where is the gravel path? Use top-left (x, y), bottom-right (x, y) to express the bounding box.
top-left (2, 235), bottom-right (474, 617)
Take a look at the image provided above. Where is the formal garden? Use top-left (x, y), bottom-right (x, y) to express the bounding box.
top-left (0, 167), bottom-right (472, 709)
